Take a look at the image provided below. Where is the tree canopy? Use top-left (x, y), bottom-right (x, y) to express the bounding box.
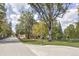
top-left (29, 3), bottom-right (70, 41)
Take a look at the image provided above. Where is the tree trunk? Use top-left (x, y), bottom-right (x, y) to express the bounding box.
top-left (48, 5), bottom-right (53, 42)
top-left (27, 33), bottom-right (30, 39)
top-left (48, 22), bottom-right (52, 42)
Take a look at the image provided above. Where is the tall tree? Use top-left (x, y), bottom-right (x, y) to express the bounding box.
top-left (32, 21), bottom-right (48, 39)
top-left (0, 3), bottom-right (12, 38)
top-left (16, 11), bottom-right (35, 39)
top-left (57, 21), bottom-right (63, 39)
top-left (64, 24), bottom-right (75, 39)
top-left (16, 23), bottom-right (25, 35)
top-left (0, 20), bottom-right (12, 38)
top-left (76, 4), bottom-right (79, 38)
top-left (0, 3), bottom-right (6, 20)
top-left (52, 21), bottom-right (63, 40)
top-left (0, 3), bottom-right (6, 28)
top-left (29, 3), bottom-right (70, 41)
top-left (0, 3), bottom-right (6, 38)
top-left (75, 21), bottom-right (79, 38)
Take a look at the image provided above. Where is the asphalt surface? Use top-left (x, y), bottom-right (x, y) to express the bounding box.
top-left (0, 37), bottom-right (36, 56)
top-left (27, 44), bottom-right (79, 56)
top-left (0, 37), bottom-right (79, 56)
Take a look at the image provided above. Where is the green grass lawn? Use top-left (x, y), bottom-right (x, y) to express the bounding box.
top-left (20, 39), bottom-right (79, 47)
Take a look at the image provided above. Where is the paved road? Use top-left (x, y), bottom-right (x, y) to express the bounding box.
top-left (0, 37), bottom-right (79, 56)
top-left (0, 37), bottom-right (36, 56)
top-left (27, 45), bottom-right (79, 56)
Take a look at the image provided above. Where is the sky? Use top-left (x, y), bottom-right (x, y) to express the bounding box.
top-left (5, 3), bottom-right (79, 32)
top-left (57, 4), bottom-right (79, 31)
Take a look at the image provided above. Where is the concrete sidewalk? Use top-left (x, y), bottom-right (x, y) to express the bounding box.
top-left (25, 44), bottom-right (79, 56)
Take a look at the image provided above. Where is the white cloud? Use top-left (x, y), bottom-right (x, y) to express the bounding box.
top-left (6, 4), bottom-right (25, 32)
top-left (9, 14), bottom-right (20, 32)
top-left (10, 4), bottom-right (20, 14)
top-left (57, 8), bottom-right (78, 31)
top-left (34, 14), bottom-right (38, 20)
top-left (10, 14), bottom-right (20, 20)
